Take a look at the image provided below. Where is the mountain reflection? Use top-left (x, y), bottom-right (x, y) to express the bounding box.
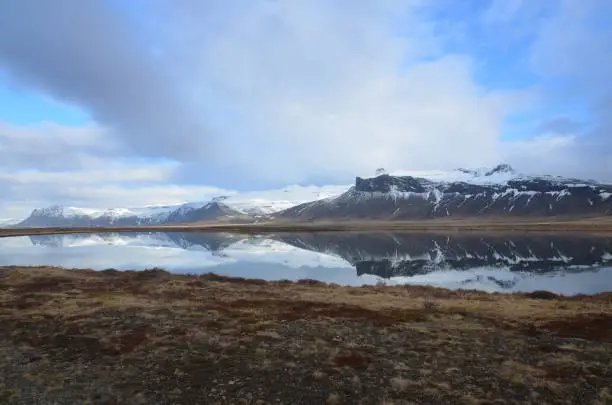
top-left (275, 233), bottom-right (612, 277)
top-left (28, 231), bottom-right (612, 279)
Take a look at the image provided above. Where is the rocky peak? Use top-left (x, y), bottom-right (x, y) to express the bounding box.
top-left (484, 164), bottom-right (515, 177)
top-left (375, 168), bottom-right (387, 176)
top-left (31, 205), bottom-right (65, 217)
top-left (355, 175), bottom-right (428, 193)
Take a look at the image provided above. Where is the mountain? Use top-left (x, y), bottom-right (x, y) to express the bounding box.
top-left (14, 184), bottom-right (348, 227)
top-left (16, 202), bottom-right (243, 228)
top-left (0, 218), bottom-right (19, 228)
top-left (18, 205), bottom-right (169, 227)
top-left (276, 164), bottom-right (612, 220)
top-left (13, 164), bottom-right (612, 226)
top-left (164, 202), bottom-right (246, 224)
top-left (210, 185), bottom-right (349, 216)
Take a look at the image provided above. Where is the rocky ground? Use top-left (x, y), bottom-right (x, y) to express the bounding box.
top-left (1, 266), bottom-right (611, 405)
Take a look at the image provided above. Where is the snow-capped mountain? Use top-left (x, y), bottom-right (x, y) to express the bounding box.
top-left (12, 164), bottom-right (612, 227)
top-left (16, 201), bottom-right (246, 227)
top-left (164, 201), bottom-right (247, 224)
top-left (18, 204), bottom-right (173, 227)
top-left (380, 163), bottom-right (519, 185)
top-left (209, 184), bottom-right (349, 216)
top-left (276, 164), bottom-right (612, 220)
top-left (14, 184), bottom-right (349, 227)
top-left (0, 218), bottom-right (19, 228)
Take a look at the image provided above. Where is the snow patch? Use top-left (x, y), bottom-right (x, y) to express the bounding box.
top-left (0, 218), bottom-right (19, 227)
top-left (221, 185), bottom-right (349, 215)
top-left (389, 166), bottom-right (519, 185)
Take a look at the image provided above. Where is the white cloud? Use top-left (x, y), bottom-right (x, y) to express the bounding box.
top-left (0, 176), bottom-right (234, 220)
top-left (50, 184), bottom-right (235, 208)
top-left (175, 0), bottom-right (526, 182)
top-left (1, 0), bottom-right (612, 220)
top-left (0, 121), bottom-right (119, 170)
top-left (526, 0), bottom-right (612, 181)
top-left (0, 164), bottom-right (175, 185)
top-left (0, 121), bottom-right (234, 219)
top-left (0, 1), bottom-right (531, 183)
top-left (502, 134), bottom-right (575, 175)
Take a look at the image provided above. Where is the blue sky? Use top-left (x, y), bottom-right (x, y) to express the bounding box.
top-left (1, 0), bottom-right (611, 218)
top-left (0, 78), bottom-right (90, 126)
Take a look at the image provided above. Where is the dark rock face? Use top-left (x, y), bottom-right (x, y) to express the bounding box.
top-left (164, 202), bottom-right (241, 224)
top-left (355, 175), bottom-right (429, 193)
top-left (275, 232), bottom-right (612, 278)
top-left (485, 163), bottom-right (514, 176)
top-left (277, 169), bottom-right (612, 220)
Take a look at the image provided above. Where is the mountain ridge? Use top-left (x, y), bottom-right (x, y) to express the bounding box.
top-left (275, 165), bottom-right (612, 221)
top-left (8, 164), bottom-right (612, 227)
top-left (11, 184), bottom-right (349, 228)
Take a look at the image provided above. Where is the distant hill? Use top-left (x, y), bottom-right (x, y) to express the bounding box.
top-left (13, 184), bottom-right (347, 227)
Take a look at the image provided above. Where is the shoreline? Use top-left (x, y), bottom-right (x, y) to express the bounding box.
top-left (0, 266), bottom-right (611, 404)
top-left (3, 217), bottom-right (612, 237)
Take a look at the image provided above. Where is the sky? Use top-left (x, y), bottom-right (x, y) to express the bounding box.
top-left (1, 0), bottom-right (611, 219)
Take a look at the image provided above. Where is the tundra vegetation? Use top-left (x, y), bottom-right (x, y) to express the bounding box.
top-left (0, 266), bottom-right (611, 404)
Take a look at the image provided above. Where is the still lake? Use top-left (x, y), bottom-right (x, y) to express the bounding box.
top-left (1, 232), bottom-right (612, 295)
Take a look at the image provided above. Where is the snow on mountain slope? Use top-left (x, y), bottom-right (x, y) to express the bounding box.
top-left (210, 184), bottom-right (350, 215)
top-left (20, 203), bottom-right (197, 225)
top-left (384, 164), bottom-right (595, 187)
top-left (13, 163), bottom-right (608, 225)
top-left (0, 218), bottom-right (19, 228)
top-left (279, 164), bottom-right (612, 220)
top-left (13, 184), bottom-right (350, 226)
top-left (17, 202), bottom-right (214, 227)
top-left (389, 164), bottom-right (519, 185)
top-left (28, 204), bottom-right (198, 221)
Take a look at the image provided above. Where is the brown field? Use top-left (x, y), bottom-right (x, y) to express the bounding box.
top-left (3, 216), bottom-right (612, 238)
top-left (1, 266), bottom-right (611, 404)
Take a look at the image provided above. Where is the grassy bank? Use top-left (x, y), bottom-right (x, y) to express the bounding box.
top-left (3, 217), bottom-right (612, 238)
top-left (1, 266), bottom-right (611, 404)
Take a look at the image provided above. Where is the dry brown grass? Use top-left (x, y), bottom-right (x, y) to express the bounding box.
top-left (0, 266), bottom-right (611, 404)
top-left (3, 216), bottom-right (612, 239)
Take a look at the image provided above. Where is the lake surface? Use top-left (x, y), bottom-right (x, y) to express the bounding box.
top-left (1, 232), bottom-right (612, 295)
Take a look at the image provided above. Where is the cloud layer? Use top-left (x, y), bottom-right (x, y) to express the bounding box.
top-left (0, 0), bottom-right (213, 160)
top-left (0, 0), bottom-right (611, 217)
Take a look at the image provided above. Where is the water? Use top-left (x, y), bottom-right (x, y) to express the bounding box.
top-left (1, 232), bottom-right (612, 295)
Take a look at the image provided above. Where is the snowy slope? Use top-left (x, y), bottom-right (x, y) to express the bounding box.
top-left (388, 164), bottom-right (519, 185)
top-left (14, 163), bottom-right (609, 225)
top-left (18, 203), bottom-right (198, 227)
top-left (209, 185), bottom-right (349, 215)
top-left (375, 164), bottom-right (599, 187)
top-left (0, 218), bottom-right (19, 228)
top-left (13, 185), bottom-right (350, 226)
top-left (279, 164), bottom-right (612, 220)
